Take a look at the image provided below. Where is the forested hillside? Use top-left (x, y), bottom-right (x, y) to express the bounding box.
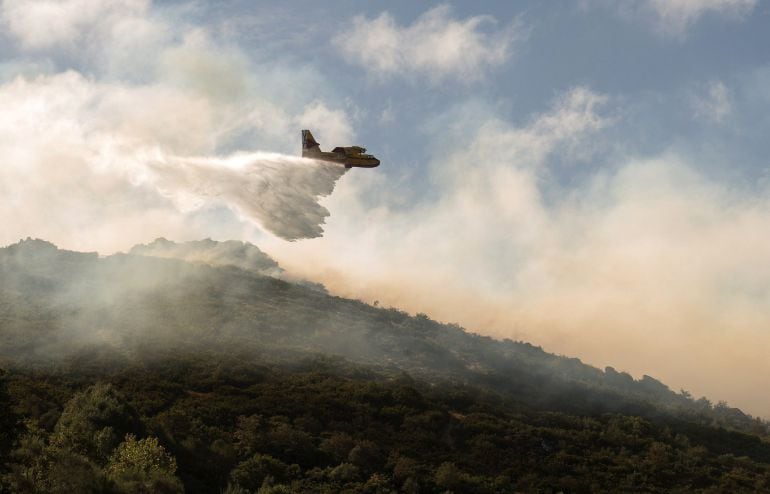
top-left (1, 238), bottom-right (769, 493)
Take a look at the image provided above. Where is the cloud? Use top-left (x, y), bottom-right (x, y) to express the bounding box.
top-left (158, 29), bottom-right (250, 103)
top-left (647, 0), bottom-right (757, 35)
top-left (584, 0), bottom-right (757, 37)
top-left (333, 5), bottom-right (523, 83)
top-left (0, 0), bottom-right (166, 68)
top-left (266, 87), bottom-right (770, 417)
top-left (690, 80), bottom-right (732, 123)
top-left (296, 101), bottom-right (354, 145)
top-left (379, 101), bottom-right (395, 125)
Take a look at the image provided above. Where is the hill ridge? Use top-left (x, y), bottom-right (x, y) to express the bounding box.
top-left (0, 238), bottom-right (763, 434)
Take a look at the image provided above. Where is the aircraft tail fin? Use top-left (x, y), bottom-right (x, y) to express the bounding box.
top-left (302, 129), bottom-right (320, 155)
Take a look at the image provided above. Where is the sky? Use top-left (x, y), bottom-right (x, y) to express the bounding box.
top-left (2, 0), bottom-right (770, 415)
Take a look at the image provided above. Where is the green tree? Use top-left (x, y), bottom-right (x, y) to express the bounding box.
top-left (229, 453), bottom-right (295, 492)
top-left (0, 369), bottom-right (18, 463)
top-left (392, 456), bottom-right (419, 484)
top-left (328, 462), bottom-right (360, 483)
top-left (52, 383), bottom-right (141, 464)
top-left (234, 414), bottom-right (263, 456)
top-left (264, 422), bottom-right (316, 466)
top-left (106, 434), bottom-right (182, 494)
top-left (222, 483), bottom-right (249, 494)
top-left (434, 462), bottom-right (461, 491)
top-left (40, 448), bottom-right (109, 494)
top-left (362, 472), bottom-right (394, 493)
top-left (348, 440), bottom-right (384, 472)
top-left (319, 432), bottom-right (355, 463)
top-left (4, 430), bottom-right (108, 494)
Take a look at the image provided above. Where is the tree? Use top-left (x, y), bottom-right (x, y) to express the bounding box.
top-left (319, 432), bottom-right (355, 463)
top-left (328, 462), bottom-right (360, 483)
top-left (264, 422), bottom-right (316, 466)
top-left (348, 440), bottom-right (384, 472)
top-left (52, 383), bottom-right (141, 464)
top-left (229, 453), bottom-right (295, 492)
top-left (4, 431), bottom-right (108, 494)
top-left (434, 462), bottom-right (461, 491)
top-left (234, 414), bottom-right (263, 456)
top-left (222, 483), bottom-right (249, 494)
top-left (392, 456), bottom-right (419, 482)
top-left (39, 448), bottom-right (109, 494)
top-left (362, 472), bottom-right (394, 493)
top-left (0, 369), bottom-right (18, 462)
top-left (106, 434), bottom-right (182, 494)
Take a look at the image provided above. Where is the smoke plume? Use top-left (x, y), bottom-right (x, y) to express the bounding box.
top-left (0, 72), bottom-right (349, 249)
top-left (263, 89), bottom-right (770, 417)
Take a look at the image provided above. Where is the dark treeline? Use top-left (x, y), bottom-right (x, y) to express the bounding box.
top-left (3, 354), bottom-right (770, 493)
top-left (2, 238), bottom-right (770, 492)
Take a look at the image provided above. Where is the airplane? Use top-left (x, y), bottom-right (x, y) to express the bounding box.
top-left (301, 129), bottom-right (380, 168)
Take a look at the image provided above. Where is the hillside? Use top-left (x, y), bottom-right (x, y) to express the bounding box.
top-left (0, 238), bottom-right (757, 425)
top-left (1, 238), bottom-right (770, 492)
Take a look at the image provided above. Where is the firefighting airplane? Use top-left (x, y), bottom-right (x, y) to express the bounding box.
top-left (301, 130), bottom-right (380, 168)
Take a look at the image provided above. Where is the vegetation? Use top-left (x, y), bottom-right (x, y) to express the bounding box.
top-left (3, 356), bottom-right (770, 493)
top-left (1, 238), bottom-right (770, 492)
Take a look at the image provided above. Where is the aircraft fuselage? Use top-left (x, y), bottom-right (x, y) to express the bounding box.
top-left (301, 130), bottom-right (380, 168)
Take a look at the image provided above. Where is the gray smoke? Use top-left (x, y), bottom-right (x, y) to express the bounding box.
top-left (129, 237), bottom-right (284, 277)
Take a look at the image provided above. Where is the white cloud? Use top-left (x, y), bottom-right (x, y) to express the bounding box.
top-left (379, 101), bottom-right (395, 125)
top-left (333, 5), bottom-right (523, 83)
top-left (647, 0), bottom-right (756, 35)
top-left (296, 101), bottom-right (354, 146)
top-left (159, 29), bottom-right (250, 103)
top-left (690, 80), bottom-right (732, 123)
top-left (585, 0), bottom-right (757, 37)
top-left (0, 0), bottom-right (156, 49)
top-left (0, 0), bottom-right (169, 81)
top-left (431, 87), bottom-right (610, 182)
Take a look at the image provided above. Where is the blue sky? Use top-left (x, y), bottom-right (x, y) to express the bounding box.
top-left (189, 0), bottom-right (770, 175)
top-left (2, 1), bottom-right (767, 178)
top-left (2, 0), bottom-right (770, 415)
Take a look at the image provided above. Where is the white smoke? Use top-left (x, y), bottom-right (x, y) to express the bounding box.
top-left (266, 88), bottom-right (770, 417)
top-left (0, 70), bottom-right (350, 251)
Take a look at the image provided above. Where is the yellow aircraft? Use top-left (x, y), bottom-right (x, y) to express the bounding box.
top-left (301, 130), bottom-right (380, 168)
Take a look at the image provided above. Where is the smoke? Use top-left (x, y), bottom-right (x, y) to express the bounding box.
top-left (263, 89), bottom-right (770, 417)
top-left (129, 237), bottom-right (283, 277)
top-left (0, 71), bottom-right (349, 250)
